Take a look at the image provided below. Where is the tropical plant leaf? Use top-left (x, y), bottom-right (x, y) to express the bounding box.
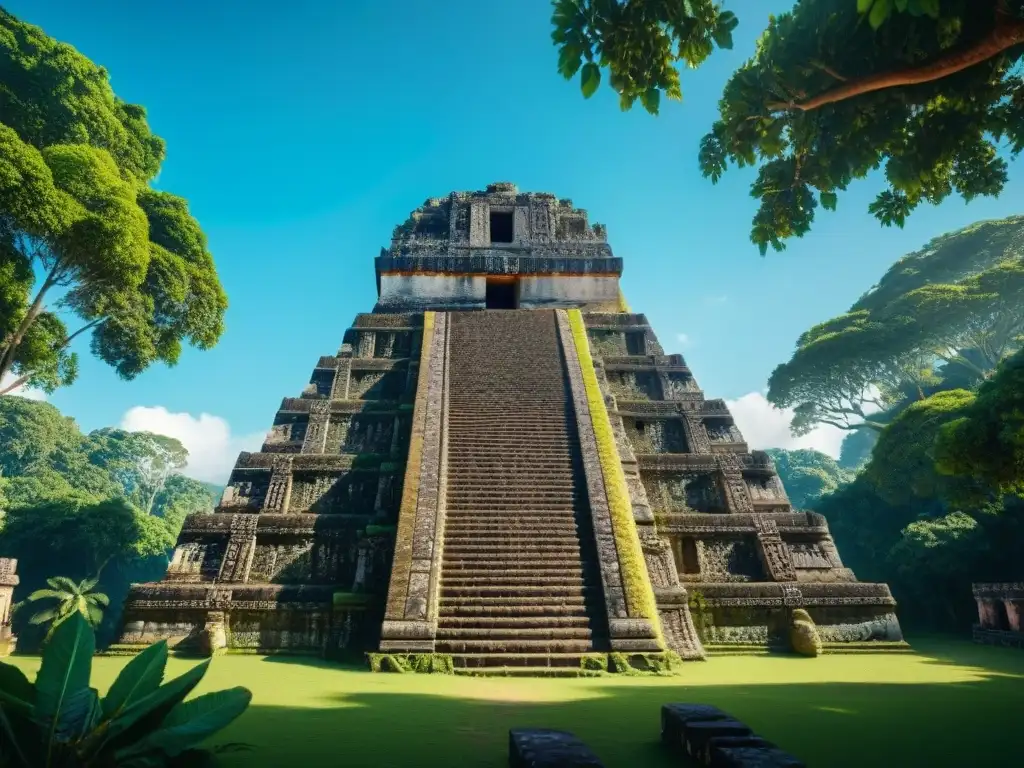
top-left (580, 62), bottom-right (601, 98)
top-left (0, 662), bottom-right (35, 706)
top-left (92, 659), bottom-right (211, 756)
top-left (113, 687), bottom-right (252, 761)
top-left (102, 640), bottom-right (168, 719)
top-left (90, 593), bottom-right (111, 607)
top-left (33, 613), bottom-right (95, 757)
top-left (86, 604), bottom-right (104, 627)
top-left (25, 589), bottom-right (65, 602)
top-left (46, 576), bottom-right (79, 592)
top-left (0, 703), bottom-right (32, 768)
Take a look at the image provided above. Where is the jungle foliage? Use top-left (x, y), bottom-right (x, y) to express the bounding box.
top-left (0, 397), bottom-right (216, 649)
top-left (0, 8), bottom-right (227, 396)
top-left (0, 613), bottom-right (251, 768)
top-left (552, 1), bottom-right (1024, 252)
top-left (768, 215), bottom-right (1024, 437)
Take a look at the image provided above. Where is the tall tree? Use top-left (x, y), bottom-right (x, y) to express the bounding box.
top-left (552, 2), bottom-right (1024, 253)
top-left (0, 9), bottom-right (227, 396)
top-left (86, 428), bottom-right (188, 513)
top-left (768, 216), bottom-right (1024, 436)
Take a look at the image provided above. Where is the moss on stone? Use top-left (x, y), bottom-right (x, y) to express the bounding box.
top-left (608, 651), bottom-right (683, 676)
top-left (617, 290), bottom-right (631, 313)
top-left (333, 592), bottom-right (372, 607)
top-left (580, 654), bottom-right (609, 672)
top-left (567, 309), bottom-right (662, 644)
top-left (790, 609), bottom-right (823, 657)
top-left (367, 653), bottom-right (454, 674)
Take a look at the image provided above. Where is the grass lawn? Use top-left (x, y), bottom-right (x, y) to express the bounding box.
top-left (7, 637), bottom-right (1023, 767)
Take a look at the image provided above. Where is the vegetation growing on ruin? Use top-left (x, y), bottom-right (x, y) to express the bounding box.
top-left (567, 309), bottom-right (662, 641)
top-left (553, 1), bottom-right (1024, 252)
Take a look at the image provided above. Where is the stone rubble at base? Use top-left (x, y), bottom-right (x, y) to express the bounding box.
top-left (114, 183), bottom-right (903, 669)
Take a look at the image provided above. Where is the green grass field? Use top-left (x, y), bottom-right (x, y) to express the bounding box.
top-left (7, 637), bottom-right (1023, 767)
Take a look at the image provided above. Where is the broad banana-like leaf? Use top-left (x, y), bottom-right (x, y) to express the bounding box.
top-left (91, 658), bottom-right (211, 756)
top-left (113, 687), bottom-right (252, 761)
top-left (101, 640), bottom-right (168, 718)
top-left (0, 661), bottom-right (35, 705)
top-left (0, 703), bottom-right (32, 768)
top-left (33, 613), bottom-right (95, 750)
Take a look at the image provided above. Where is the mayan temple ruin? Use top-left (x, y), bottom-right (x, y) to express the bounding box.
top-left (117, 183), bottom-right (903, 671)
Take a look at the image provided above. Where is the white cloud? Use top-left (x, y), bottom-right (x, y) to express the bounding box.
top-left (725, 391), bottom-right (846, 458)
top-left (0, 373), bottom-right (46, 401)
top-left (676, 332), bottom-right (692, 347)
top-left (119, 406), bottom-right (265, 484)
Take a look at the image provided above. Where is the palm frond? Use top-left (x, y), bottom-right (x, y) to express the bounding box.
top-left (85, 605), bottom-right (104, 627)
top-left (88, 592), bottom-right (110, 607)
top-left (79, 577), bottom-right (99, 593)
top-left (28, 608), bottom-right (59, 625)
top-left (47, 576), bottom-right (79, 592)
top-left (25, 588), bottom-right (66, 602)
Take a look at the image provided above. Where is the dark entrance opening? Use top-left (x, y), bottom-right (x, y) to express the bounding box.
top-left (679, 537), bottom-right (700, 575)
top-left (489, 210), bottom-right (514, 243)
top-left (486, 279), bottom-right (517, 309)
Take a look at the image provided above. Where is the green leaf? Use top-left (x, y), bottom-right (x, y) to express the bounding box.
top-left (857, 0), bottom-right (875, 12)
top-left (557, 44), bottom-right (583, 79)
top-left (102, 640), bottom-right (169, 719)
top-left (580, 62), bottom-right (601, 98)
top-left (33, 613), bottom-right (95, 756)
top-left (0, 662), bottom-right (35, 706)
top-left (820, 191), bottom-right (838, 211)
top-left (113, 688), bottom-right (252, 761)
top-left (640, 88), bottom-right (661, 115)
top-left (869, 0), bottom-right (891, 28)
top-left (92, 658), bottom-right (211, 756)
top-left (0, 703), bottom-right (32, 768)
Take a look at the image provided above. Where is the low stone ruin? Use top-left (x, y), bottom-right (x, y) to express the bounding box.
top-left (0, 558), bottom-right (18, 656)
top-left (973, 583), bottom-right (1024, 648)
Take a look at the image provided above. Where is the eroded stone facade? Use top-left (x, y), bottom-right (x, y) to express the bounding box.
top-left (0, 558), bottom-right (18, 656)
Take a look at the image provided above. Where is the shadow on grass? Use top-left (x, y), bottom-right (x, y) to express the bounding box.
top-left (216, 642), bottom-right (1024, 768)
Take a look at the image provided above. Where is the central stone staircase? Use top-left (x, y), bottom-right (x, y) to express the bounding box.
top-left (437, 310), bottom-right (607, 674)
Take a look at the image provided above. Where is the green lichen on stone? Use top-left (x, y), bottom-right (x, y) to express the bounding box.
top-left (367, 653), bottom-right (454, 674)
top-left (580, 653), bottom-right (609, 672)
top-left (608, 651), bottom-right (683, 676)
top-left (790, 608), bottom-right (823, 657)
top-left (332, 592), bottom-right (372, 607)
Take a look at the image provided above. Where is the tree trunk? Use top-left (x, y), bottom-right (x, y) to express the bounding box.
top-left (767, 15), bottom-right (1024, 113)
top-left (0, 266), bottom-right (60, 383)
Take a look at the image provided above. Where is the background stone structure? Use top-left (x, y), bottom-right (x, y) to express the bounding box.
top-left (0, 558), bottom-right (18, 656)
top-left (118, 183), bottom-right (902, 661)
top-left (973, 583), bottom-right (1024, 648)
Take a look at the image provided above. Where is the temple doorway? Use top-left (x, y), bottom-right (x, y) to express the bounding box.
top-left (486, 278), bottom-right (518, 309)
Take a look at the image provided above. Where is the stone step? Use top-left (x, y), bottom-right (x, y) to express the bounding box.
top-left (442, 574), bottom-right (586, 587)
top-left (453, 667), bottom-right (598, 678)
top-left (439, 616), bottom-right (594, 630)
top-left (449, 652), bottom-right (592, 669)
top-left (442, 540), bottom-right (583, 552)
top-left (441, 584), bottom-right (594, 598)
top-left (440, 604), bottom-right (589, 618)
top-left (442, 546), bottom-right (583, 557)
top-left (436, 627), bottom-right (593, 640)
top-left (438, 638), bottom-right (594, 654)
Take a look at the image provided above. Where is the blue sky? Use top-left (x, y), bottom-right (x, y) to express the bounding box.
top-left (7, 0), bottom-right (1023, 481)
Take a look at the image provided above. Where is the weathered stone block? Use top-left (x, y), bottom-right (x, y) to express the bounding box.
top-left (683, 719), bottom-right (754, 761)
top-left (708, 744), bottom-right (806, 768)
top-left (661, 703), bottom-right (728, 748)
top-left (508, 728), bottom-right (605, 768)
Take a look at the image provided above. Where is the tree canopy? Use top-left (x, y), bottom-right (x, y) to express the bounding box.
top-left (935, 346), bottom-right (1024, 495)
top-left (552, 1), bottom-right (1024, 253)
top-left (768, 215), bottom-right (1024, 436)
top-left (764, 448), bottom-right (854, 508)
top-left (0, 8), bottom-right (227, 396)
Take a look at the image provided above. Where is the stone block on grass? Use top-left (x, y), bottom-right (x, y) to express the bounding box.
top-left (709, 744), bottom-right (806, 767)
top-left (661, 703), bottom-right (729, 749)
top-left (509, 728), bottom-right (605, 768)
top-left (682, 719), bottom-right (754, 762)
